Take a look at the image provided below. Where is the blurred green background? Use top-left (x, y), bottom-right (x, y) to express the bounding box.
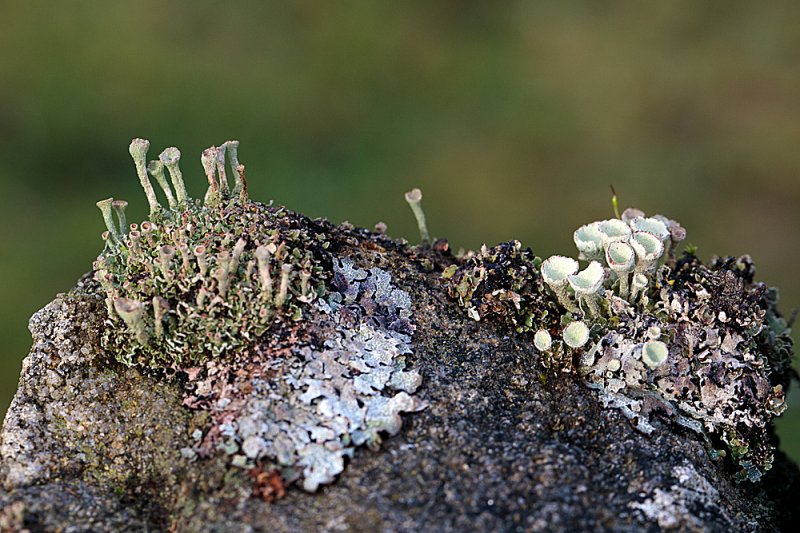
top-left (1, 1), bottom-right (798, 461)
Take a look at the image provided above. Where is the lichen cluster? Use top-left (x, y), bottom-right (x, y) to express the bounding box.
top-left (92, 139), bottom-right (424, 493)
top-left (443, 207), bottom-right (793, 481)
top-left (442, 240), bottom-right (549, 332)
top-left (184, 258), bottom-right (424, 491)
top-left (94, 139), bottom-right (327, 369)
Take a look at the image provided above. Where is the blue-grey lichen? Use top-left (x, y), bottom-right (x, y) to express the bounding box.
top-left (92, 139), bottom-right (423, 493)
top-left (184, 258), bottom-right (424, 491)
top-left (443, 206), bottom-right (792, 482)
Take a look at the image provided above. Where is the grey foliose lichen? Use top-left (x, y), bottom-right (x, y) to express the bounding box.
top-left (184, 258), bottom-right (424, 491)
top-left (443, 207), bottom-right (793, 482)
top-left (90, 139), bottom-right (424, 494)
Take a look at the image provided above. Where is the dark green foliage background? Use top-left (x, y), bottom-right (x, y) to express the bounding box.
top-left (1, 2), bottom-right (798, 460)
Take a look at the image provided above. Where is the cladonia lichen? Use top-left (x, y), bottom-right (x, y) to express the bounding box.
top-left (443, 206), bottom-right (793, 481)
top-left (92, 139), bottom-right (424, 493)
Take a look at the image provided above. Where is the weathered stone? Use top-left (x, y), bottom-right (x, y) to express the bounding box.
top-left (1, 212), bottom-right (798, 532)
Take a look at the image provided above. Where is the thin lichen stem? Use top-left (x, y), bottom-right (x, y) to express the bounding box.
top-left (159, 147), bottom-right (189, 209)
top-left (201, 147), bottom-right (221, 207)
top-left (581, 294), bottom-right (601, 318)
top-left (554, 285), bottom-right (580, 314)
top-left (113, 297), bottom-right (150, 346)
top-left (616, 273), bottom-right (630, 300)
top-left (129, 138), bottom-right (162, 217)
top-left (111, 200), bottom-right (128, 236)
top-left (96, 198), bottom-right (120, 243)
top-left (404, 188), bottom-right (430, 244)
top-left (215, 143), bottom-right (229, 195)
top-left (225, 140), bottom-right (245, 197)
top-left (275, 263), bottom-right (292, 307)
top-left (147, 160), bottom-right (177, 210)
top-left (255, 245), bottom-right (273, 301)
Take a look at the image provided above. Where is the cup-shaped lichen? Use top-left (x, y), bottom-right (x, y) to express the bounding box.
top-left (541, 255), bottom-right (580, 313)
top-left (568, 261), bottom-right (605, 317)
top-left (642, 340), bottom-right (669, 369)
top-left (598, 219), bottom-right (632, 244)
top-left (605, 241), bottom-right (635, 299)
top-left (563, 320), bottom-right (590, 349)
top-left (630, 231), bottom-right (664, 273)
top-left (574, 223), bottom-right (605, 262)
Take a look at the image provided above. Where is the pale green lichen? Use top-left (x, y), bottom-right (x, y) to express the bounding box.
top-left (542, 209), bottom-right (790, 481)
top-left (94, 139), bottom-right (327, 369)
top-left (442, 202), bottom-right (791, 482)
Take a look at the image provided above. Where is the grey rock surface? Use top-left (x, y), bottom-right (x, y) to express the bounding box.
top-left (1, 218), bottom-right (798, 532)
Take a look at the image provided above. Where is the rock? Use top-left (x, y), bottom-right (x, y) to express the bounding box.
top-left (0, 215), bottom-right (796, 532)
top-left (1, 139), bottom-right (797, 531)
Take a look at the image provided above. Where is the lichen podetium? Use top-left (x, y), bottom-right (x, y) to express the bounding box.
top-left (94, 139), bottom-right (328, 369)
top-left (92, 139), bottom-right (424, 492)
top-left (444, 207), bottom-right (794, 482)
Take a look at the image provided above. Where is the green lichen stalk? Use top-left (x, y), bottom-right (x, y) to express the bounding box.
top-left (95, 139), bottom-right (327, 370)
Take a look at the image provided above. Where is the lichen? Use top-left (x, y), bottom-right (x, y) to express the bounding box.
top-left (443, 240), bottom-right (551, 332)
top-left (90, 139), bottom-right (424, 494)
top-left (443, 207), bottom-right (793, 481)
top-left (183, 258), bottom-right (424, 491)
top-left (95, 139), bottom-right (328, 370)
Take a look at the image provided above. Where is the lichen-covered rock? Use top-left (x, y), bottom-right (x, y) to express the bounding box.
top-left (1, 140), bottom-right (798, 531)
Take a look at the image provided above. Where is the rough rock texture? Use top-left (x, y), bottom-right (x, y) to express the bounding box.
top-left (1, 213), bottom-right (799, 532)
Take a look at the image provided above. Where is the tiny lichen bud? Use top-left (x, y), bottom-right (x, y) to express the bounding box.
top-left (563, 321), bottom-right (590, 349)
top-left (642, 340), bottom-right (669, 369)
top-left (541, 255), bottom-right (580, 313)
top-left (158, 245), bottom-right (176, 279)
top-left (607, 358), bottom-right (621, 372)
top-left (111, 200), bottom-right (128, 236)
top-left (620, 207), bottom-right (645, 224)
top-left (147, 159), bottom-right (177, 210)
top-left (297, 270), bottom-right (314, 303)
top-left (194, 244), bottom-right (208, 277)
top-left (230, 238), bottom-right (247, 277)
top-left (404, 188), bottom-right (430, 245)
top-left (534, 329), bottom-right (552, 352)
top-left (275, 263), bottom-right (292, 308)
top-left (113, 297), bottom-right (149, 346)
top-left (159, 147), bottom-right (189, 208)
top-left (129, 138), bottom-right (162, 217)
top-left (96, 198), bottom-right (120, 243)
top-left (213, 266), bottom-right (229, 297)
top-left (178, 244), bottom-right (191, 272)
